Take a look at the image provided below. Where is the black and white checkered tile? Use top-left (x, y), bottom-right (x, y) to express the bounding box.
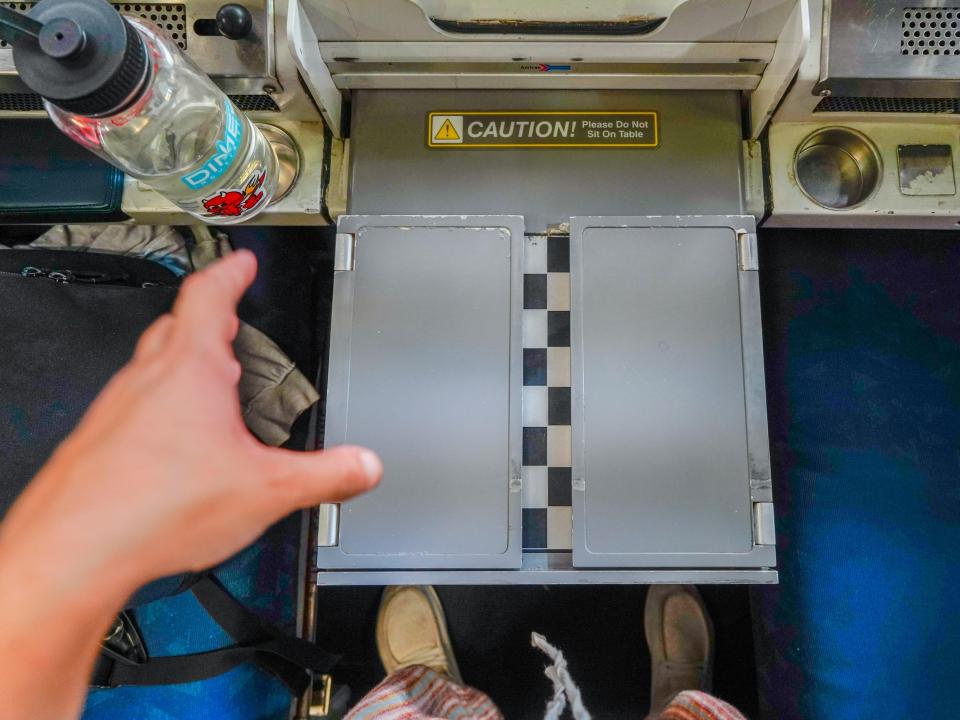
top-left (521, 235), bottom-right (572, 552)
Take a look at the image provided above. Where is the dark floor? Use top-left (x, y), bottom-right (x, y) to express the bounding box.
top-left (315, 584), bottom-right (758, 718)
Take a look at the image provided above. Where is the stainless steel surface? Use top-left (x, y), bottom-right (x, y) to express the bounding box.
top-left (767, 120), bottom-right (960, 229)
top-left (737, 228), bottom-right (759, 270)
top-left (348, 90), bottom-right (746, 233)
top-left (0, 0), bottom-right (279, 103)
top-left (326, 61), bottom-right (765, 92)
top-left (740, 259), bottom-right (773, 502)
top-left (333, 72), bottom-right (761, 91)
top-left (326, 62), bottom-right (767, 76)
top-left (257, 122), bottom-right (300, 202)
top-left (315, 554), bottom-right (779, 585)
top-left (306, 0), bottom-right (795, 43)
top-left (794, 127), bottom-right (882, 209)
top-left (121, 119), bottom-right (329, 224)
top-left (897, 143), bottom-right (956, 196)
top-left (183, 0), bottom-right (272, 80)
top-left (318, 214), bottom-right (524, 570)
top-left (754, 502), bottom-right (777, 546)
top-left (570, 215), bottom-right (775, 569)
top-left (332, 231), bottom-right (354, 271)
top-left (316, 503), bottom-right (339, 547)
top-left (320, 41), bottom-right (776, 63)
top-left (742, 140), bottom-right (767, 217)
top-left (816, 0), bottom-right (960, 99)
top-left (303, 0), bottom-right (803, 92)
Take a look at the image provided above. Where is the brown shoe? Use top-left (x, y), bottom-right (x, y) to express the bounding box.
top-left (375, 586), bottom-right (462, 683)
top-left (644, 585), bottom-right (714, 714)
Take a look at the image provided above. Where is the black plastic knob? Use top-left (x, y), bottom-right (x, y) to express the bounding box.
top-left (215, 3), bottom-right (251, 39)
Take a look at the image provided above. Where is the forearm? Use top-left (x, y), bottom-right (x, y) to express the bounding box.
top-left (0, 461), bottom-right (141, 720)
top-left (0, 250), bottom-right (380, 719)
top-left (0, 580), bottom-right (117, 720)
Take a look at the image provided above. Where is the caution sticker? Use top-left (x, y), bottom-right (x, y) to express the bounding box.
top-left (427, 111), bottom-right (658, 149)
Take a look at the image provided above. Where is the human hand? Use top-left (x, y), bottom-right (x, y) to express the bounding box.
top-left (0, 249), bottom-right (381, 596)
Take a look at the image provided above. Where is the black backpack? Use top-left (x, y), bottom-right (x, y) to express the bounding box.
top-left (0, 248), bottom-right (336, 694)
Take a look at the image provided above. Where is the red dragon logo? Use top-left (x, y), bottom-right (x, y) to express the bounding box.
top-left (202, 172), bottom-right (266, 217)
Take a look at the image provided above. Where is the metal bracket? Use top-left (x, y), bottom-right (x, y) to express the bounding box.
top-left (308, 674), bottom-right (333, 717)
top-left (753, 502), bottom-right (776, 546)
top-left (737, 230), bottom-right (759, 271)
top-left (741, 140), bottom-right (766, 220)
top-left (316, 504), bottom-right (340, 547)
top-left (334, 232), bottom-right (355, 271)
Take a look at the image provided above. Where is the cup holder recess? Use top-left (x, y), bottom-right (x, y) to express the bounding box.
top-left (794, 127), bottom-right (882, 210)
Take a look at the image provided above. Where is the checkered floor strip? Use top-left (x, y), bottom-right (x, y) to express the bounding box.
top-left (522, 235), bottom-right (572, 552)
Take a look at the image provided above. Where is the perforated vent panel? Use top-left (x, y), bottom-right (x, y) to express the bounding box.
top-left (116, 3), bottom-right (187, 48)
top-left (0, 92), bottom-right (279, 113)
top-left (902, 7), bottom-right (960, 55)
top-left (816, 96), bottom-right (960, 113)
top-left (0, 93), bottom-right (44, 112)
top-left (0, 2), bottom-right (187, 49)
top-left (230, 94), bottom-right (280, 112)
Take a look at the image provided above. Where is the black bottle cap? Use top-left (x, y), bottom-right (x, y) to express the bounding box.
top-left (12, 0), bottom-right (148, 116)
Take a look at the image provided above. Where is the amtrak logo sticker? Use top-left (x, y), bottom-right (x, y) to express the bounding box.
top-left (426, 111), bottom-right (659, 149)
top-left (520, 63), bottom-right (573, 72)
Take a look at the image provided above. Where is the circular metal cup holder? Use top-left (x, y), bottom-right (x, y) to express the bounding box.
top-left (794, 127), bottom-right (882, 210)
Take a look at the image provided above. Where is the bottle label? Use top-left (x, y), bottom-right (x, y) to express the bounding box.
top-left (180, 102), bottom-right (243, 191)
top-left (200, 170), bottom-right (267, 218)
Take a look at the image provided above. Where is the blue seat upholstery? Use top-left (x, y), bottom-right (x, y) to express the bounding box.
top-left (753, 230), bottom-right (960, 719)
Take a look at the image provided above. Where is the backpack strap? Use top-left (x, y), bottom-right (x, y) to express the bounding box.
top-left (91, 574), bottom-right (338, 695)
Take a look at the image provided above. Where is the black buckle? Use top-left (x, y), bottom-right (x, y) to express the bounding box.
top-left (91, 612), bottom-right (148, 688)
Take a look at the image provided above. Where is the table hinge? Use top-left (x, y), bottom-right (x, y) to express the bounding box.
top-left (317, 504), bottom-right (340, 547)
top-left (334, 233), bottom-right (355, 272)
top-left (737, 230), bottom-right (758, 271)
top-left (753, 502), bottom-right (776, 546)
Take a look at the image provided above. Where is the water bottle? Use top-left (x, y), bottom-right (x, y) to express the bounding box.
top-left (0, 0), bottom-right (277, 224)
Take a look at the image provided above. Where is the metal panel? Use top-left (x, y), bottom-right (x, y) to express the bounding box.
top-left (571, 215), bottom-right (775, 568)
top-left (0, 0), bottom-right (277, 99)
top-left (749, 0), bottom-right (810, 138)
top-left (765, 121), bottom-right (960, 230)
top-left (121, 120), bottom-right (328, 225)
top-left (318, 214), bottom-right (524, 569)
top-left (348, 90), bottom-right (746, 233)
top-left (320, 41), bottom-right (776, 63)
top-left (754, 502), bottom-right (777, 546)
top-left (316, 569), bottom-right (778, 585)
top-left (316, 556), bottom-right (779, 586)
top-left (334, 72), bottom-right (760, 91)
top-left (306, 0), bottom-right (792, 42)
top-left (816, 0), bottom-right (960, 98)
